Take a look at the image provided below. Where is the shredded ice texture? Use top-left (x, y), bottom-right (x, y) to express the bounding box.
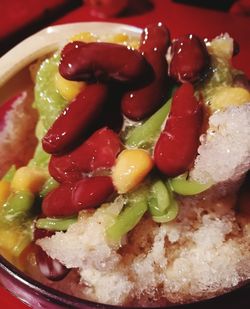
top-left (37, 197), bottom-right (133, 305)
top-left (191, 103), bottom-right (250, 184)
top-left (0, 89), bottom-right (37, 177)
top-left (38, 196), bottom-right (250, 306)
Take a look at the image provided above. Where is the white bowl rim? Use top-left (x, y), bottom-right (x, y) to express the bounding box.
top-left (0, 21), bottom-right (142, 88)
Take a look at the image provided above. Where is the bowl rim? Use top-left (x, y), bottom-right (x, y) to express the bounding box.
top-left (0, 21), bottom-right (142, 88)
top-left (1, 254), bottom-right (250, 309)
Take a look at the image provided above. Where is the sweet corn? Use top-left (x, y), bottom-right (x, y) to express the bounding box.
top-left (112, 149), bottom-right (153, 194)
top-left (0, 180), bottom-right (11, 206)
top-left (11, 167), bottom-right (48, 193)
top-left (110, 33), bottom-right (129, 44)
top-left (128, 39), bottom-right (140, 50)
top-left (70, 31), bottom-right (97, 43)
top-left (210, 86), bottom-right (250, 111)
top-left (55, 72), bottom-right (85, 101)
top-left (108, 33), bottom-right (139, 49)
top-left (0, 228), bottom-right (31, 257)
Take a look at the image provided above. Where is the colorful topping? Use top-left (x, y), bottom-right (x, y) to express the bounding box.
top-left (34, 54), bottom-right (67, 130)
top-left (11, 166), bottom-right (48, 193)
top-left (42, 176), bottom-right (114, 217)
top-left (54, 72), bottom-right (85, 101)
top-left (106, 188), bottom-right (147, 243)
top-left (121, 22), bottom-right (170, 120)
top-left (209, 86), bottom-right (250, 111)
top-left (125, 98), bottom-right (171, 149)
top-left (49, 127), bottom-right (121, 183)
top-left (112, 149), bottom-right (153, 194)
top-left (42, 84), bottom-right (108, 154)
top-left (169, 34), bottom-right (210, 83)
top-left (59, 41), bottom-right (151, 83)
top-left (169, 173), bottom-right (212, 196)
top-left (34, 228), bottom-right (69, 281)
top-left (36, 216), bottom-right (77, 231)
top-left (154, 83), bottom-right (203, 177)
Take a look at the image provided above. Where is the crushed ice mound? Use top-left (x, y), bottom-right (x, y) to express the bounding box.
top-left (191, 103), bottom-right (250, 184)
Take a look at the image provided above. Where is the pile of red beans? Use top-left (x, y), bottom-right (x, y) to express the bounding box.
top-left (41, 22), bottom-right (210, 218)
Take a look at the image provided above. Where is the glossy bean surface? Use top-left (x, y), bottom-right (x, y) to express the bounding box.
top-left (121, 22), bottom-right (170, 120)
top-left (154, 83), bottom-right (203, 177)
top-left (169, 34), bottom-right (210, 83)
top-left (72, 176), bottom-right (114, 210)
top-left (49, 127), bottom-right (122, 183)
top-left (42, 182), bottom-right (74, 217)
top-left (59, 41), bottom-right (151, 83)
top-left (42, 84), bottom-right (108, 154)
top-left (42, 176), bottom-right (114, 216)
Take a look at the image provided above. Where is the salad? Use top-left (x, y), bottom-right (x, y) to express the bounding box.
top-left (0, 22), bottom-right (249, 307)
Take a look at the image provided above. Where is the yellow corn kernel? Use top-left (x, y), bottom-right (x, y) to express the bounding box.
top-left (11, 167), bottom-right (48, 193)
top-left (70, 31), bottom-right (97, 43)
top-left (112, 149), bottom-right (153, 194)
top-left (0, 229), bottom-right (30, 257)
top-left (128, 40), bottom-right (140, 50)
top-left (110, 33), bottom-right (129, 44)
top-left (55, 72), bottom-right (85, 101)
top-left (0, 180), bottom-right (11, 206)
top-left (210, 86), bottom-right (250, 111)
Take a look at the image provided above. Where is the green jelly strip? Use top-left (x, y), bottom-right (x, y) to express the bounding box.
top-left (148, 179), bottom-right (170, 217)
top-left (2, 165), bottom-right (16, 182)
top-left (28, 142), bottom-right (50, 169)
top-left (125, 98), bottom-right (172, 149)
top-left (36, 216), bottom-right (77, 231)
top-left (149, 181), bottom-right (179, 224)
top-left (106, 191), bottom-right (148, 243)
top-left (152, 198), bottom-right (179, 223)
top-left (39, 177), bottom-right (59, 198)
top-left (4, 191), bottom-right (35, 219)
top-left (169, 173), bottom-right (212, 196)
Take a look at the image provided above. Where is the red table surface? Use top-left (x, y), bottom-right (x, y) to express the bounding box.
top-left (1, 1), bottom-right (250, 308)
top-left (0, 0), bottom-right (67, 39)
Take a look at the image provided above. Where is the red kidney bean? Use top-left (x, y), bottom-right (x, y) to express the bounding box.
top-left (99, 83), bottom-right (124, 132)
top-left (35, 247), bottom-right (70, 281)
top-left (121, 22), bottom-right (170, 120)
top-left (42, 84), bottom-right (108, 155)
top-left (34, 227), bottom-right (69, 281)
top-left (72, 176), bottom-right (114, 210)
top-left (154, 83), bottom-right (203, 177)
top-left (86, 0), bottom-right (128, 17)
top-left (61, 41), bottom-right (86, 58)
top-left (169, 34), bottom-right (210, 83)
top-left (59, 41), bottom-right (151, 84)
top-left (49, 127), bottom-right (122, 183)
top-left (42, 176), bottom-right (114, 216)
top-left (34, 225), bottom-right (54, 240)
top-left (42, 182), bottom-right (75, 217)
